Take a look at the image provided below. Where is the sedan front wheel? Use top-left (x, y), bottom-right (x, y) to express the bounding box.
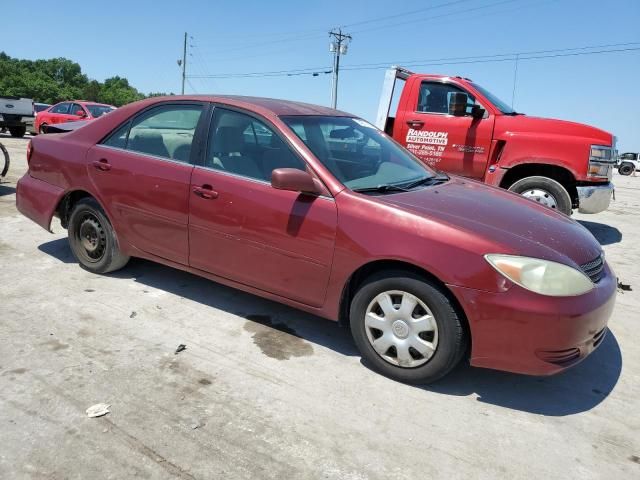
top-left (350, 272), bottom-right (467, 384)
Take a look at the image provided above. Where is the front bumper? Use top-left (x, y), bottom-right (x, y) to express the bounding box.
top-left (448, 261), bottom-right (616, 376)
top-left (577, 183), bottom-right (614, 214)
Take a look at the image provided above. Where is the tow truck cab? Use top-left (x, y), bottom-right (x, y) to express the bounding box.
top-left (375, 67), bottom-right (616, 215)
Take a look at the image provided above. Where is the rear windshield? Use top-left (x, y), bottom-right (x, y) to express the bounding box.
top-left (86, 105), bottom-right (115, 117)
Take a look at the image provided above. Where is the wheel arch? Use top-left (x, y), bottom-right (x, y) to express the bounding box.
top-left (499, 162), bottom-right (578, 206)
top-left (55, 189), bottom-right (110, 229)
top-left (337, 259), bottom-right (472, 355)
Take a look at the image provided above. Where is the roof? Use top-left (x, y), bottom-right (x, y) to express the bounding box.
top-left (133, 94), bottom-right (354, 117)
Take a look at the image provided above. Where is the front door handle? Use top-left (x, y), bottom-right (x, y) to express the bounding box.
top-left (92, 159), bottom-right (111, 171)
top-left (406, 119), bottom-right (425, 128)
top-left (193, 184), bottom-right (218, 199)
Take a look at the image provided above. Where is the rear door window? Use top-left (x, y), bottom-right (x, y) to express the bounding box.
top-left (100, 104), bottom-right (203, 163)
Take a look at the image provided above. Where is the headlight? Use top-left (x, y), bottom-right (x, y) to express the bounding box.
top-left (589, 145), bottom-right (614, 178)
top-left (590, 145), bottom-right (613, 162)
top-left (485, 254), bottom-right (594, 296)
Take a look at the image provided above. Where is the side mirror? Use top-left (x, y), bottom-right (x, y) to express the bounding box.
top-left (449, 92), bottom-right (468, 117)
top-left (471, 104), bottom-right (486, 119)
top-left (271, 168), bottom-right (321, 195)
top-left (75, 110), bottom-right (86, 117)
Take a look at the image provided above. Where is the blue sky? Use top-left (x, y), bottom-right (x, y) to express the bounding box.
top-left (2, 0), bottom-right (639, 151)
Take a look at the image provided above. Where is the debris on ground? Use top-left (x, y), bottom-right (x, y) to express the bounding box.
top-left (617, 280), bottom-right (632, 292)
top-left (86, 403), bottom-right (111, 418)
top-left (129, 311), bottom-right (137, 318)
top-left (175, 344), bottom-right (187, 355)
top-left (191, 422), bottom-right (204, 430)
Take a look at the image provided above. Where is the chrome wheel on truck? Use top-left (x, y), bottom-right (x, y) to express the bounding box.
top-left (350, 272), bottom-right (466, 384)
top-left (508, 176), bottom-right (572, 215)
top-left (520, 188), bottom-right (559, 209)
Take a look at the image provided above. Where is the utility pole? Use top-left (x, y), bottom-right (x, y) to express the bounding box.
top-left (178, 32), bottom-right (187, 95)
top-left (329, 28), bottom-right (351, 109)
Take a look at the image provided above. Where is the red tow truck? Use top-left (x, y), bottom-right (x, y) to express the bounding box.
top-left (375, 67), bottom-right (617, 215)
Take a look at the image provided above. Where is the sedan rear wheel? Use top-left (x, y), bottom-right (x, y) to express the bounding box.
top-left (68, 198), bottom-right (129, 274)
top-left (350, 272), bottom-right (466, 384)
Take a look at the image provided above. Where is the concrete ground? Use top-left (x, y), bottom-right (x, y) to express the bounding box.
top-left (1, 132), bottom-right (638, 479)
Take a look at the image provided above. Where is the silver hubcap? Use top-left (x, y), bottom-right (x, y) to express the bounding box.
top-left (364, 290), bottom-right (438, 368)
top-left (521, 188), bottom-right (558, 209)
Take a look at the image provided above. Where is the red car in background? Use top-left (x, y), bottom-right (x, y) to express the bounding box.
top-left (16, 96), bottom-right (615, 384)
top-left (35, 100), bottom-right (115, 133)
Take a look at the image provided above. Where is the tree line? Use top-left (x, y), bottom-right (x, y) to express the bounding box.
top-left (0, 52), bottom-right (171, 106)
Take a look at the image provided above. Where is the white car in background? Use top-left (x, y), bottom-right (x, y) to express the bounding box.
top-left (617, 152), bottom-right (639, 176)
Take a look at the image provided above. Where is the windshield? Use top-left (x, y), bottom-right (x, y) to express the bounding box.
top-left (470, 82), bottom-right (516, 114)
top-left (86, 104), bottom-right (115, 117)
top-left (282, 116), bottom-right (435, 191)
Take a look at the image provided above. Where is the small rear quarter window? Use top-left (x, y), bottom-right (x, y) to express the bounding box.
top-left (102, 123), bottom-right (129, 149)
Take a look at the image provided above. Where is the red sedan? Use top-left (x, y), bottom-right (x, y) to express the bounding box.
top-left (35, 100), bottom-right (115, 133)
top-left (16, 96), bottom-right (615, 383)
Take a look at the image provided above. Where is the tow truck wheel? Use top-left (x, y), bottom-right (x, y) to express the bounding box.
top-left (618, 163), bottom-right (634, 176)
top-left (508, 176), bottom-right (572, 216)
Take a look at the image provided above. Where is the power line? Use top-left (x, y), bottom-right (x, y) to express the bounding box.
top-left (186, 42), bottom-right (640, 79)
top-left (340, 0), bottom-right (474, 28)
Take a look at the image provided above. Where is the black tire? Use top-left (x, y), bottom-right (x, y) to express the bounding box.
top-left (508, 175), bottom-right (572, 215)
top-left (39, 123), bottom-right (48, 134)
top-left (9, 126), bottom-right (26, 138)
top-left (0, 142), bottom-right (9, 178)
top-left (68, 198), bottom-right (129, 274)
top-left (350, 271), bottom-right (467, 384)
top-left (618, 163), bottom-right (634, 176)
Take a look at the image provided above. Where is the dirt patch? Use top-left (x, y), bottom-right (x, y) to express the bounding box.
top-left (243, 314), bottom-right (313, 360)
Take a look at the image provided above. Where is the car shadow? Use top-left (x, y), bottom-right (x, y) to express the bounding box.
top-left (0, 184), bottom-right (16, 196)
top-left (578, 220), bottom-right (622, 245)
top-left (38, 237), bottom-right (622, 415)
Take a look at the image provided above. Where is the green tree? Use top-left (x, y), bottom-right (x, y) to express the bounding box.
top-left (0, 52), bottom-right (163, 107)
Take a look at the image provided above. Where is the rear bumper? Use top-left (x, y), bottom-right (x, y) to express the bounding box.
top-left (16, 173), bottom-right (65, 232)
top-left (577, 182), bottom-right (613, 214)
top-left (449, 262), bottom-right (616, 376)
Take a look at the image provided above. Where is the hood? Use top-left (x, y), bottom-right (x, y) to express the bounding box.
top-left (372, 177), bottom-right (602, 267)
top-left (496, 115), bottom-right (613, 145)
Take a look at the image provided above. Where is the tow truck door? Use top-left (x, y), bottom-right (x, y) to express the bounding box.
top-left (397, 79), bottom-right (494, 179)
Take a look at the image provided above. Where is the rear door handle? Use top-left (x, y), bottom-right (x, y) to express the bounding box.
top-left (193, 184), bottom-right (218, 199)
top-left (406, 119), bottom-right (425, 128)
top-left (92, 159), bottom-right (111, 171)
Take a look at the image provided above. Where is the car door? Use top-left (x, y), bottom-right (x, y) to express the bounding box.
top-left (70, 103), bottom-right (87, 121)
top-left (399, 80), bottom-right (494, 179)
top-left (188, 106), bottom-right (337, 307)
top-left (86, 102), bottom-right (206, 265)
top-left (47, 102), bottom-right (71, 125)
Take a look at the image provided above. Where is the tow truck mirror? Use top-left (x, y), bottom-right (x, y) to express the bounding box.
top-left (470, 104), bottom-right (486, 119)
top-left (449, 92), bottom-right (468, 117)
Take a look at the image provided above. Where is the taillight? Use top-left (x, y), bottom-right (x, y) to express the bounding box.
top-left (26, 140), bottom-right (33, 166)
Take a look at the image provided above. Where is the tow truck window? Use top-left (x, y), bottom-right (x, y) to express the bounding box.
top-left (416, 82), bottom-right (476, 115)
